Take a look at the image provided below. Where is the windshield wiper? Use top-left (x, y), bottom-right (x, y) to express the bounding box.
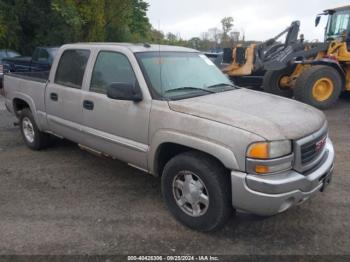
top-left (207, 83), bottom-right (236, 89)
top-left (165, 87), bottom-right (216, 94)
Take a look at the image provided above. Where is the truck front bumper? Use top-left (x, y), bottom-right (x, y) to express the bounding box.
top-left (231, 139), bottom-right (334, 216)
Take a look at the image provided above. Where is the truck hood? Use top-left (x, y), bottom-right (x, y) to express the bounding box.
top-left (168, 89), bottom-right (326, 141)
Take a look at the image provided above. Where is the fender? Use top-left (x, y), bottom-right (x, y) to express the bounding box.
top-left (148, 129), bottom-right (239, 176)
top-left (305, 58), bottom-right (346, 84)
top-left (11, 91), bottom-right (42, 129)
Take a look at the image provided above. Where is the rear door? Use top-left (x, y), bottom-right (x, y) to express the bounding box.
top-left (45, 48), bottom-right (91, 144)
top-left (81, 49), bottom-right (151, 169)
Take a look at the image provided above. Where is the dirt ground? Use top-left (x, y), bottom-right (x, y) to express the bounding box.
top-left (0, 94), bottom-right (349, 255)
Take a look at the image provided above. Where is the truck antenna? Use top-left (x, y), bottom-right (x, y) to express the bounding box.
top-left (157, 19), bottom-right (164, 98)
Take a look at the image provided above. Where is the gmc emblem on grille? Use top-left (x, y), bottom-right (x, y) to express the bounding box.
top-left (316, 136), bottom-right (327, 151)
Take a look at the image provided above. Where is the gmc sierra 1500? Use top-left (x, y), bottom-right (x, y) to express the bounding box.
top-left (3, 43), bottom-right (334, 231)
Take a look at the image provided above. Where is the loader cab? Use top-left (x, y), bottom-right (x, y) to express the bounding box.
top-left (321, 6), bottom-right (350, 49)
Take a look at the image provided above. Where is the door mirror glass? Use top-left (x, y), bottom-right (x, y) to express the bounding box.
top-left (107, 82), bottom-right (142, 102)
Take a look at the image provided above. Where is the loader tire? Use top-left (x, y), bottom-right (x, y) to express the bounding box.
top-left (294, 65), bottom-right (342, 109)
top-left (263, 67), bottom-right (295, 98)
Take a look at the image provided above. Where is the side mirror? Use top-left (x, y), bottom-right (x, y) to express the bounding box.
top-left (107, 82), bottom-right (143, 102)
top-left (315, 16), bottom-right (321, 27)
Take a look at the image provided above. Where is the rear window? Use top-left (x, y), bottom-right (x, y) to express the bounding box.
top-left (55, 49), bottom-right (90, 89)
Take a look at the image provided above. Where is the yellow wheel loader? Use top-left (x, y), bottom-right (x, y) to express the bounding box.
top-left (223, 5), bottom-right (350, 109)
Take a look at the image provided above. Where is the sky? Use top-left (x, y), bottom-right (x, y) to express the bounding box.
top-left (146, 0), bottom-right (349, 41)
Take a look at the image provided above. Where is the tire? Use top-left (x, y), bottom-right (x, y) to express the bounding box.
top-left (294, 65), bottom-right (342, 109)
top-left (263, 67), bottom-right (295, 97)
top-left (161, 151), bottom-right (233, 231)
top-left (19, 108), bottom-right (50, 150)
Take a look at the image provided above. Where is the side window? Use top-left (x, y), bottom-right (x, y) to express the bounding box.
top-left (55, 49), bottom-right (90, 89)
top-left (90, 51), bottom-right (136, 94)
top-left (38, 49), bottom-right (49, 62)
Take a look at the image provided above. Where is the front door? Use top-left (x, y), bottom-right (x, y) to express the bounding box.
top-left (45, 49), bottom-right (91, 144)
top-left (81, 50), bottom-right (151, 169)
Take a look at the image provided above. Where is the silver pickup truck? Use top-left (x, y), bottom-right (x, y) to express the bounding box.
top-left (3, 43), bottom-right (334, 231)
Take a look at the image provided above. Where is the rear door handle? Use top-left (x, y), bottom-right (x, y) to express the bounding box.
top-left (50, 93), bottom-right (58, 101)
top-left (83, 100), bottom-right (94, 110)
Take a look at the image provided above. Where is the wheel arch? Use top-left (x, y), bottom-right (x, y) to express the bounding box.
top-left (13, 96), bottom-right (32, 116)
top-left (149, 130), bottom-right (239, 177)
top-left (12, 94), bottom-right (41, 128)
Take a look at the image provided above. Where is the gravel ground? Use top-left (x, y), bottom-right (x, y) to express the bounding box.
top-left (0, 94), bottom-right (349, 255)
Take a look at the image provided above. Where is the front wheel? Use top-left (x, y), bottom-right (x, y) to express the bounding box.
top-left (294, 65), bottom-right (342, 109)
top-left (161, 151), bottom-right (233, 231)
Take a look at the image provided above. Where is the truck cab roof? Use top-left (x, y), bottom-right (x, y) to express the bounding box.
top-left (324, 4), bottom-right (350, 13)
top-left (62, 43), bottom-right (199, 53)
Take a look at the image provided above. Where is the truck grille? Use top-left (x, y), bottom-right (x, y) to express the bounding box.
top-left (300, 134), bottom-right (327, 164)
top-left (293, 122), bottom-right (328, 174)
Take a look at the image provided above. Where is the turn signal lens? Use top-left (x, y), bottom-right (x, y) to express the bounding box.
top-left (247, 140), bottom-right (293, 175)
top-left (255, 165), bottom-right (269, 174)
top-left (248, 142), bottom-right (269, 159)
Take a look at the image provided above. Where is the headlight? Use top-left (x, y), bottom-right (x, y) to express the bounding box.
top-left (247, 140), bottom-right (292, 159)
top-left (247, 140), bottom-right (293, 175)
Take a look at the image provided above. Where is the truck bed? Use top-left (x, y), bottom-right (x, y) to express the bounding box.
top-left (4, 72), bottom-right (48, 124)
top-left (6, 71), bottom-right (49, 83)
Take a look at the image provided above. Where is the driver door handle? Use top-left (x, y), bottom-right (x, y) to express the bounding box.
top-left (50, 93), bottom-right (58, 101)
top-left (83, 100), bottom-right (94, 110)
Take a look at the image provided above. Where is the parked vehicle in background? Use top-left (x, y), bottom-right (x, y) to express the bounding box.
top-left (205, 51), bottom-right (265, 89)
top-left (2, 47), bottom-right (58, 74)
top-left (0, 50), bottom-right (20, 61)
top-left (204, 52), bottom-right (223, 68)
top-left (223, 5), bottom-right (350, 109)
top-left (3, 43), bottom-right (334, 231)
top-left (0, 49), bottom-right (20, 89)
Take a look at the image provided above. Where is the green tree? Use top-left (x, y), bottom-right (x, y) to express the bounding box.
top-left (0, 0), bottom-right (54, 54)
top-left (187, 37), bottom-right (201, 49)
top-left (0, 0), bottom-right (152, 54)
top-left (149, 28), bottom-right (165, 43)
top-left (166, 32), bottom-right (177, 43)
top-left (128, 0), bottom-right (151, 42)
top-left (221, 16), bottom-right (234, 47)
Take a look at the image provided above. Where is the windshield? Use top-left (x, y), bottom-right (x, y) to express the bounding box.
top-left (326, 9), bottom-right (350, 39)
top-left (0, 50), bottom-right (20, 60)
top-left (136, 52), bottom-right (234, 100)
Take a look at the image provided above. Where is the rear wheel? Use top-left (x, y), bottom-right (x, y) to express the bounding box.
top-left (19, 108), bottom-right (50, 150)
top-left (263, 67), bottom-right (295, 98)
top-left (294, 65), bottom-right (342, 109)
top-left (161, 151), bottom-right (233, 231)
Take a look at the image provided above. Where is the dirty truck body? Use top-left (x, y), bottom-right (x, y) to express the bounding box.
top-left (4, 43), bottom-right (335, 231)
